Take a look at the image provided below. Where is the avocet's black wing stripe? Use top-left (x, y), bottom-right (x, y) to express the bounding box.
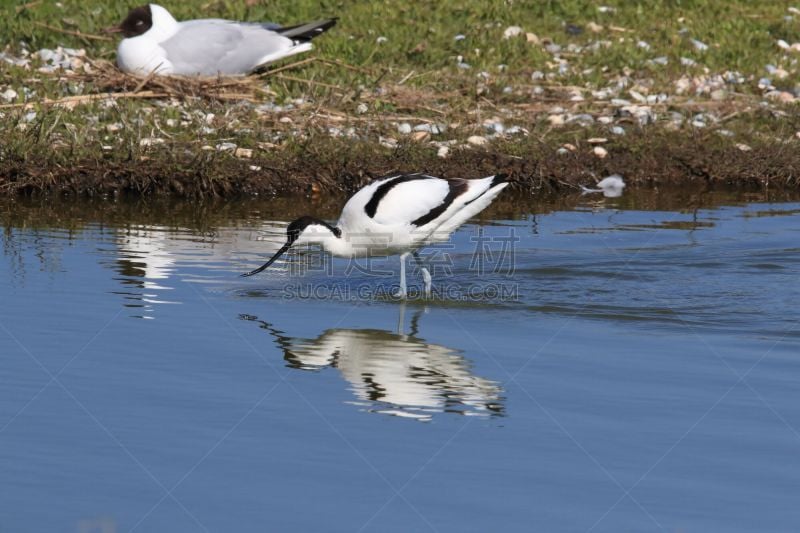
top-left (464, 173), bottom-right (509, 206)
top-left (364, 174), bottom-right (434, 218)
top-left (411, 179), bottom-right (469, 227)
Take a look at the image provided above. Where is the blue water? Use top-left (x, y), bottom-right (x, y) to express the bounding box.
top-left (0, 194), bottom-right (799, 532)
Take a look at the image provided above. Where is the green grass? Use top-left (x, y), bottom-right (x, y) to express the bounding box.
top-left (1, 0), bottom-right (799, 196)
top-left (5, 0), bottom-right (799, 89)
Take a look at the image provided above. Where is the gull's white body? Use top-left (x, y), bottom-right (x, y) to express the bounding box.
top-left (117, 4), bottom-right (318, 76)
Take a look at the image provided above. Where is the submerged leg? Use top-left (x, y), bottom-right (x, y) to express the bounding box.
top-left (412, 250), bottom-right (432, 297)
top-left (396, 252), bottom-right (409, 298)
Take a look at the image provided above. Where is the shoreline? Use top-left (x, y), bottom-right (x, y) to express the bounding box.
top-left (2, 129), bottom-right (799, 198)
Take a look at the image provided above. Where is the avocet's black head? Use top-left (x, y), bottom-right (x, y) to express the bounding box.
top-left (241, 216), bottom-right (341, 277)
top-left (118, 5), bottom-right (153, 38)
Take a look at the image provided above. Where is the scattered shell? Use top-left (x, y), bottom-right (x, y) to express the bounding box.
top-left (467, 135), bottom-right (488, 146)
top-left (379, 136), bottom-right (398, 149)
top-left (397, 122), bottom-right (412, 134)
top-left (376, 36), bottom-right (388, 44)
top-left (216, 142), bottom-right (237, 151)
top-left (525, 33), bottom-right (540, 44)
top-left (587, 22), bottom-right (603, 33)
top-left (691, 39), bottom-right (709, 51)
top-left (139, 137), bottom-right (165, 147)
top-left (411, 131), bottom-right (431, 142)
top-left (710, 89), bottom-right (727, 101)
top-left (593, 146), bottom-right (608, 158)
top-left (587, 137), bottom-right (608, 144)
top-left (503, 26), bottom-right (523, 39)
top-left (563, 143), bottom-right (577, 152)
top-left (437, 145), bottom-right (450, 158)
top-left (766, 91), bottom-right (796, 103)
top-left (1, 88), bottom-right (17, 102)
top-left (414, 123), bottom-right (445, 134)
top-left (735, 143), bottom-right (752, 152)
top-left (610, 126), bottom-right (626, 135)
top-left (234, 148), bottom-right (253, 158)
top-left (356, 103), bottom-right (368, 114)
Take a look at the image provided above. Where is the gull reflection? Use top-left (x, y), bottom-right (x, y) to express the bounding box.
top-left (240, 308), bottom-right (504, 421)
top-left (110, 223), bottom-right (287, 318)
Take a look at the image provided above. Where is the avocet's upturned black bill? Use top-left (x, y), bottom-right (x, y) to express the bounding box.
top-left (242, 173), bottom-right (510, 297)
top-left (113, 4), bottom-right (336, 76)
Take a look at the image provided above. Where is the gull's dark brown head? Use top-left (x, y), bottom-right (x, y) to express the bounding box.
top-left (118, 5), bottom-right (153, 38)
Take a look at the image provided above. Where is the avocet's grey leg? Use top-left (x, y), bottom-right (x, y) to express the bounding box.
top-left (396, 252), bottom-right (409, 298)
top-left (412, 250), bottom-right (432, 297)
top-left (397, 301), bottom-right (406, 335)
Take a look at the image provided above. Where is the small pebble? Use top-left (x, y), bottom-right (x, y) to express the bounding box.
top-left (397, 122), bottom-right (412, 134)
top-left (467, 135), bottom-right (488, 146)
top-left (437, 145), bottom-right (450, 158)
top-left (610, 126), bottom-right (626, 135)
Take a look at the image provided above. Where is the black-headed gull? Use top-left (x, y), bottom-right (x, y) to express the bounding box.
top-left (113, 4), bottom-right (336, 76)
top-left (241, 173), bottom-right (510, 298)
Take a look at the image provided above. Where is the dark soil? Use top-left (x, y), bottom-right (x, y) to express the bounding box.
top-left (2, 129), bottom-right (799, 199)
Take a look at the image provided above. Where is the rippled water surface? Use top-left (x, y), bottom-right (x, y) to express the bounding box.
top-left (1, 190), bottom-right (799, 532)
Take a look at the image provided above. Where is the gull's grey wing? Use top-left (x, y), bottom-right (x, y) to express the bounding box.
top-left (180, 18), bottom-right (282, 31)
top-left (161, 22), bottom-right (293, 75)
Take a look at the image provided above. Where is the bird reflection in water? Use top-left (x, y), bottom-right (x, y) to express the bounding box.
top-left (240, 306), bottom-right (504, 421)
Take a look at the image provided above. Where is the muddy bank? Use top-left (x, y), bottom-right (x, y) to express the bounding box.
top-left (2, 130), bottom-right (799, 199)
